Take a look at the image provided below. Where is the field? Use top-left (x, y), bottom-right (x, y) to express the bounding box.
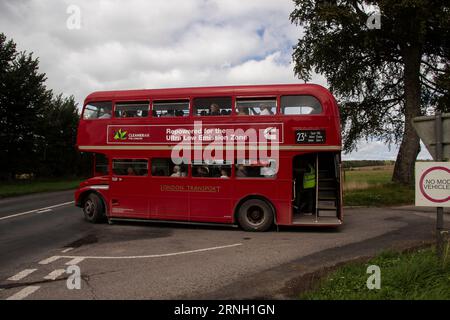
top-left (343, 165), bottom-right (415, 206)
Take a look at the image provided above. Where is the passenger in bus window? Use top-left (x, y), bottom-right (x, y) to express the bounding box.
top-left (220, 169), bottom-right (229, 178)
top-left (236, 164), bottom-right (247, 177)
top-left (162, 109), bottom-right (175, 117)
top-left (260, 105), bottom-right (273, 115)
top-left (196, 166), bottom-right (209, 177)
top-left (121, 110), bottom-right (129, 118)
top-left (127, 167), bottom-right (136, 175)
top-left (209, 103), bottom-right (220, 116)
top-left (171, 165), bottom-right (181, 177)
top-left (237, 106), bottom-right (248, 116)
top-left (99, 109), bottom-right (112, 119)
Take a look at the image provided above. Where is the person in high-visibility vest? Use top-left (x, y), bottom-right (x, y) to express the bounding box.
top-left (303, 164), bottom-right (316, 189)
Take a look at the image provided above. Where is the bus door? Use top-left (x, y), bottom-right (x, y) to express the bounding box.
top-left (109, 158), bottom-right (149, 218)
top-left (292, 153), bottom-right (341, 225)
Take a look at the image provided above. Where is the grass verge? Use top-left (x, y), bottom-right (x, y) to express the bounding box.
top-left (344, 183), bottom-right (415, 206)
top-left (0, 178), bottom-right (83, 198)
top-left (301, 246), bottom-right (450, 300)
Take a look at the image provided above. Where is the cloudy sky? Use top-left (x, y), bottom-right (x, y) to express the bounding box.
top-left (0, 0), bottom-right (431, 160)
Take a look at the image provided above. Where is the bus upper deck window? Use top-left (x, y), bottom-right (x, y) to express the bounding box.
top-left (115, 102), bottom-right (149, 118)
top-left (281, 96), bottom-right (322, 115)
top-left (236, 98), bottom-right (276, 116)
top-left (83, 101), bottom-right (113, 119)
top-left (152, 100), bottom-right (189, 117)
top-left (193, 97), bottom-right (232, 116)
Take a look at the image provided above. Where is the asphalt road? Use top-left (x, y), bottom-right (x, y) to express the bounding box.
top-left (0, 190), bottom-right (449, 300)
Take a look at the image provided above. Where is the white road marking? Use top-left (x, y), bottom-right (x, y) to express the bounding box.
top-left (6, 286), bottom-right (40, 300)
top-left (61, 247), bottom-right (73, 253)
top-left (58, 243), bottom-right (243, 260)
top-left (66, 257), bottom-right (85, 265)
top-left (39, 256), bottom-right (61, 265)
top-left (0, 201), bottom-right (74, 221)
top-left (44, 269), bottom-right (66, 280)
top-left (7, 269), bottom-right (37, 281)
top-left (36, 209), bottom-right (52, 214)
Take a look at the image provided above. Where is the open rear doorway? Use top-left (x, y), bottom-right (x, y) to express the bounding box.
top-left (292, 152), bottom-right (342, 226)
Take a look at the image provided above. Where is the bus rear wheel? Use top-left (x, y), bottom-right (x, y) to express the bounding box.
top-left (237, 199), bottom-right (274, 232)
top-left (83, 193), bottom-right (105, 223)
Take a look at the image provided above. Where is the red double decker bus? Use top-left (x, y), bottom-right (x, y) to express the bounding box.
top-left (75, 84), bottom-right (343, 231)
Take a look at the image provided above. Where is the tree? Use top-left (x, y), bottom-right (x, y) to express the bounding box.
top-left (37, 94), bottom-right (80, 177)
top-left (0, 33), bottom-right (82, 180)
top-left (290, 0), bottom-right (450, 184)
top-left (0, 33), bottom-right (52, 179)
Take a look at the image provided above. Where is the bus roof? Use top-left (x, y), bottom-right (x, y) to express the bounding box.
top-left (84, 83), bottom-right (334, 103)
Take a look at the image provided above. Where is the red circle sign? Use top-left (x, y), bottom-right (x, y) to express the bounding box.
top-left (419, 166), bottom-right (450, 203)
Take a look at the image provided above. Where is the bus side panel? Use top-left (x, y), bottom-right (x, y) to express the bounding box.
top-left (189, 178), bottom-right (233, 223)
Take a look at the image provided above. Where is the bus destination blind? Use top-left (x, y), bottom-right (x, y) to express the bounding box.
top-left (295, 130), bottom-right (326, 144)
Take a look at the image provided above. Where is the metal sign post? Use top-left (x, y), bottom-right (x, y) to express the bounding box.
top-left (413, 112), bottom-right (450, 260)
top-left (435, 112), bottom-right (444, 259)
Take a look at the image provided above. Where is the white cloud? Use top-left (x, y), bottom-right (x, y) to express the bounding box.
top-left (0, 0), bottom-right (302, 104)
top-left (344, 140), bottom-right (432, 160)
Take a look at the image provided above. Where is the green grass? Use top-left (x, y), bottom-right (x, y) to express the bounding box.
top-left (343, 166), bottom-right (414, 206)
top-left (344, 167), bottom-right (393, 186)
top-left (301, 246), bottom-right (450, 300)
top-left (0, 178), bottom-right (83, 198)
top-left (344, 183), bottom-right (414, 206)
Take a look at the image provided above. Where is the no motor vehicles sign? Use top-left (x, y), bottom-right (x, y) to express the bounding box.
top-left (415, 162), bottom-right (450, 207)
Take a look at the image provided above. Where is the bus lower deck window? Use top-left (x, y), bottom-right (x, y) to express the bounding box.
top-left (152, 158), bottom-right (187, 177)
top-left (235, 159), bottom-right (277, 178)
top-left (112, 159), bottom-right (148, 176)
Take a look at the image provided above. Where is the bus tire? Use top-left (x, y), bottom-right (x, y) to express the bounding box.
top-left (83, 193), bottom-right (105, 223)
top-left (237, 198), bottom-right (274, 232)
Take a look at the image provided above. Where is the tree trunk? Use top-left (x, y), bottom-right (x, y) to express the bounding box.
top-left (392, 46), bottom-right (422, 185)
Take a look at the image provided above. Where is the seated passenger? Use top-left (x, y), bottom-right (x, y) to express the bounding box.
top-left (171, 165), bottom-right (181, 177)
top-left (237, 107), bottom-right (249, 116)
top-left (260, 105), bottom-right (273, 115)
top-left (161, 109), bottom-right (175, 117)
top-left (220, 169), bottom-right (229, 178)
top-left (236, 164), bottom-right (247, 177)
top-left (127, 167), bottom-right (136, 175)
top-left (209, 103), bottom-right (221, 116)
top-left (99, 109), bottom-right (112, 119)
top-left (196, 166), bottom-right (209, 177)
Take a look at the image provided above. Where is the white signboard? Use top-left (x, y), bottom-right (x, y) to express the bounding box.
top-left (415, 162), bottom-right (450, 207)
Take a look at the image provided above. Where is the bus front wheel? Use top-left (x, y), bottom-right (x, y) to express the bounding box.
top-left (237, 199), bottom-right (274, 232)
top-left (83, 193), bottom-right (105, 223)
